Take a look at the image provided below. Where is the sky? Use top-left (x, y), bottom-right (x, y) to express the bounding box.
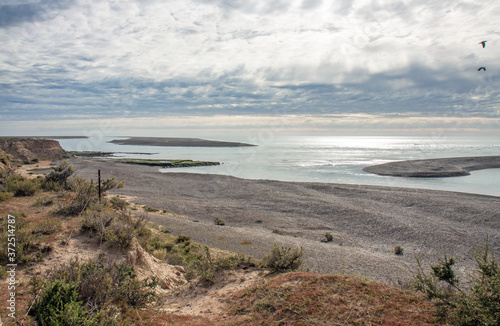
top-left (0, 0), bottom-right (499, 137)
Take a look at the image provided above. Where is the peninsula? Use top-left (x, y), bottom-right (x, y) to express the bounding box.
top-left (363, 155), bottom-right (500, 177)
top-left (109, 137), bottom-right (255, 147)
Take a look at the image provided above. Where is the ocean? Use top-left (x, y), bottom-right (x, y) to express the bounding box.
top-left (58, 135), bottom-right (500, 197)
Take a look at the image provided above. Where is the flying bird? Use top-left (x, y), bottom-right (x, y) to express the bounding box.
top-left (478, 67), bottom-right (486, 71)
top-left (479, 40), bottom-right (487, 48)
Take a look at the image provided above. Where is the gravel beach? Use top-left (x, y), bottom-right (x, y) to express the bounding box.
top-left (73, 157), bottom-right (500, 286)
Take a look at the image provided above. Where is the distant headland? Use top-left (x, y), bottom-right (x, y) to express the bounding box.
top-left (363, 156), bottom-right (500, 177)
top-left (108, 137), bottom-right (255, 147)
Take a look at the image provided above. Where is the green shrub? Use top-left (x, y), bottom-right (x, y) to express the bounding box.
top-left (175, 235), bottom-right (191, 244)
top-left (29, 281), bottom-right (94, 326)
top-left (152, 248), bottom-right (168, 260)
top-left (4, 174), bottom-right (41, 196)
top-left (214, 218), bottom-right (225, 226)
top-left (0, 191), bottom-right (13, 202)
top-left (80, 208), bottom-right (115, 237)
top-left (143, 206), bottom-right (158, 213)
top-left (321, 232), bottom-right (333, 243)
top-left (109, 196), bottom-right (128, 210)
top-left (262, 244), bottom-right (303, 273)
top-left (191, 246), bottom-right (216, 284)
top-left (394, 245), bottom-right (404, 255)
top-left (414, 241), bottom-right (500, 325)
top-left (43, 161), bottom-right (76, 191)
top-left (30, 258), bottom-right (157, 325)
top-left (33, 219), bottom-right (62, 235)
top-left (104, 221), bottom-right (135, 249)
top-left (34, 193), bottom-right (54, 206)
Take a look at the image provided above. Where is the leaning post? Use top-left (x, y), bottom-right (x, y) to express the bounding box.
top-left (98, 170), bottom-right (101, 204)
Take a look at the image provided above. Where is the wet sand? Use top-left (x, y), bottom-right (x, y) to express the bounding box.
top-left (363, 156), bottom-right (500, 177)
top-left (72, 158), bottom-right (500, 286)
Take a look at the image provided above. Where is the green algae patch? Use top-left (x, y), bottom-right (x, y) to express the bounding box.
top-left (115, 158), bottom-right (220, 168)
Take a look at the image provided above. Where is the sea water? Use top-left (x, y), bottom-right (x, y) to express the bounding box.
top-left (57, 136), bottom-right (500, 197)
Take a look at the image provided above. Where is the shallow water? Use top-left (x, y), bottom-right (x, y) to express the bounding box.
top-left (58, 135), bottom-right (500, 197)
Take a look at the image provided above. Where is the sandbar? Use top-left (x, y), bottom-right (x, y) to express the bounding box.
top-left (109, 137), bottom-right (255, 147)
top-left (72, 157), bottom-right (500, 285)
top-left (363, 156), bottom-right (500, 177)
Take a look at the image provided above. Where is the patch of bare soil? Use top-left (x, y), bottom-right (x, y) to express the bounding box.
top-left (15, 161), bottom-right (54, 179)
top-left (162, 269), bottom-right (263, 317)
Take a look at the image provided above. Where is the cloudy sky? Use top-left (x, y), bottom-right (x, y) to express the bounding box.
top-left (0, 0), bottom-right (499, 137)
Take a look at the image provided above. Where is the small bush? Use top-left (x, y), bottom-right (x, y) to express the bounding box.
top-left (109, 196), bottom-right (128, 210)
top-left (214, 218), bottom-right (225, 226)
top-left (104, 221), bottom-right (135, 249)
top-left (394, 245), bottom-right (404, 255)
top-left (43, 161), bottom-right (76, 191)
top-left (321, 232), bottom-right (333, 243)
top-left (0, 191), bottom-right (13, 202)
top-left (33, 219), bottom-right (62, 235)
top-left (191, 246), bottom-right (216, 284)
top-left (262, 244), bottom-right (303, 273)
top-left (34, 193), bottom-right (54, 206)
top-left (414, 241), bottom-right (500, 325)
top-left (4, 174), bottom-right (41, 196)
top-left (175, 235), bottom-right (191, 244)
top-left (80, 208), bottom-right (115, 240)
top-left (29, 281), bottom-right (94, 325)
top-left (152, 249), bottom-right (168, 260)
top-left (30, 258), bottom-right (158, 325)
top-left (143, 206), bottom-right (158, 213)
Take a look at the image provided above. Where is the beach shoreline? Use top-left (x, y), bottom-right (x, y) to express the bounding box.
top-left (72, 157), bottom-right (500, 285)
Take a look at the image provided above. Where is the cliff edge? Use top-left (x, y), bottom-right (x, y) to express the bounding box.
top-left (0, 138), bottom-right (69, 162)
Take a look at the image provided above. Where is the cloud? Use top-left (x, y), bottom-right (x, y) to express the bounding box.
top-left (0, 0), bottom-right (72, 27)
top-left (0, 0), bottom-right (499, 135)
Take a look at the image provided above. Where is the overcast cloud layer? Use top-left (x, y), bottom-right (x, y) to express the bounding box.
top-left (0, 0), bottom-right (499, 135)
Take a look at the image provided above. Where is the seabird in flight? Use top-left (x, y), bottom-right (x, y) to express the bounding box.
top-left (478, 67), bottom-right (486, 71)
top-left (479, 40), bottom-right (487, 48)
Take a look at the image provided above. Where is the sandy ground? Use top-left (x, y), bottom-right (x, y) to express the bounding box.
top-left (15, 160), bottom-right (54, 179)
top-left (363, 155), bottom-right (500, 177)
top-left (72, 158), bottom-right (500, 286)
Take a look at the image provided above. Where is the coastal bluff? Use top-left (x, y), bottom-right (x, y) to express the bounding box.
top-left (363, 156), bottom-right (500, 177)
top-left (0, 137), bottom-right (69, 162)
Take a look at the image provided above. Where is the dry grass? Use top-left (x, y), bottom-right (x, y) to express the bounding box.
top-left (225, 272), bottom-right (439, 326)
top-left (122, 309), bottom-right (215, 326)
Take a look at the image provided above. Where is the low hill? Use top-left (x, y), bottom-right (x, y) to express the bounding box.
top-left (0, 138), bottom-right (69, 162)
